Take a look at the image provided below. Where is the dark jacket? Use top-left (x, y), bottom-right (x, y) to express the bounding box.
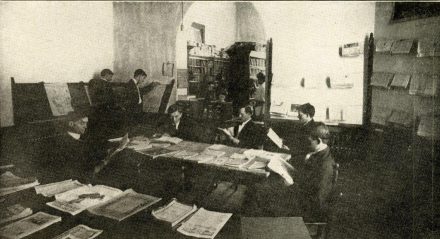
top-left (290, 119), bottom-right (316, 158)
top-left (298, 147), bottom-right (336, 221)
top-left (160, 116), bottom-right (200, 142)
top-left (233, 120), bottom-right (266, 149)
top-left (88, 78), bottom-right (115, 109)
top-left (126, 79), bottom-right (157, 114)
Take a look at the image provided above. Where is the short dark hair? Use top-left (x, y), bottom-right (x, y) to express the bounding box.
top-left (257, 72), bottom-right (265, 80)
top-left (100, 69), bottom-right (114, 77)
top-left (309, 122), bottom-right (330, 144)
top-left (241, 105), bottom-right (254, 116)
top-left (298, 103), bottom-right (315, 118)
top-left (168, 104), bottom-right (183, 114)
top-left (134, 69), bottom-right (147, 78)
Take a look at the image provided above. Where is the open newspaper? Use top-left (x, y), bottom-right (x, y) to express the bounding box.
top-left (88, 189), bottom-right (161, 221)
top-left (177, 208), bottom-right (232, 239)
top-left (51, 224), bottom-right (102, 239)
top-left (35, 179), bottom-right (84, 197)
top-left (0, 171), bottom-right (40, 196)
top-left (0, 204), bottom-right (33, 225)
top-left (0, 212), bottom-right (61, 239)
top-left (47, 185), bottom-right (122, 216)
top-left (151, 136), bottom-right (183, 145)
top-left (94, 134), bottom-right (130, 174)
top-left (126, 136), bottom-right (152, 151)
top-left (177, 208), bottom-right (232, 238)
top-left (152, 199), bottom-right (197, 227)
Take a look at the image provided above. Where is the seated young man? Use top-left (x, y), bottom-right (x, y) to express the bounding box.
top-left (289, 103), bottom-right (318, 159)
top-left (251, 122), bottom-right (336, 221)
top-left (156, 104), bottom-right (201, 142)
top-left (218, 105), bottom-right (266, 149)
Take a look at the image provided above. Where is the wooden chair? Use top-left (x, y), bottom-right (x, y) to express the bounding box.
top-left (305, 163), bottom-right (340, 239)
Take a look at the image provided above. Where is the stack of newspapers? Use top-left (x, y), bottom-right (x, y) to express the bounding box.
top-left (152, 199), bottom-right (232, 239)
top-left (0, 212), bottom-right (61, 239)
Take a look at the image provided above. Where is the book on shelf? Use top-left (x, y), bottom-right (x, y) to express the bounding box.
top-left (0, 171), bottom-right (40, 196)
top-left (152, 199), bottom-right (197, 227)
top-left (35, 179), bottom-right (84, 197)
top-left (51, 224), bottom-right (102, 239)
top-left (0, 204), bottom-right (33, 225)
top-left (88, 189), bottom-right (161, 222)
top-left (0, 212), bottom-right (61, 239)
top-left (177, 208), bottom-right (232, 239)
top-left (47, 185), bottom-right (122, 216)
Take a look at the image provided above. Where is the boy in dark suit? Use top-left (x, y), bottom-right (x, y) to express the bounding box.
top-left (157, 104), bottom-right (200, 142)
top-left (219, 105), bottom-right (266, 149)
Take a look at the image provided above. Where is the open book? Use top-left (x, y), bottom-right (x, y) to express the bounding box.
top-left (152, 199), bottom-right (197, 227)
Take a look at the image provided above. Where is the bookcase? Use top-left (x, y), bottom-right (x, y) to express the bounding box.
top-left (225, 42), bottom-right (266, 115)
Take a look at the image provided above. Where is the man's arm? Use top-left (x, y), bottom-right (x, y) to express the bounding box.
top-left (318, 160), bottom-right (335, 209)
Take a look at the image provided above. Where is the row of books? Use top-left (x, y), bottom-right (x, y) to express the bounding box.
top-left (371, 72), bottom-right (438, 97)
top-left (249, 57), bottom-right (265, 67)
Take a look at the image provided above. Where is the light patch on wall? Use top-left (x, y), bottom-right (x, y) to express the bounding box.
top-left (0, 1), bottom-right (114, 127)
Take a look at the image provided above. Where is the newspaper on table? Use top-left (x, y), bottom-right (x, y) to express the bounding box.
top-left (206, 144), bottom-right (227, 151)
top-left (51, 224), bottom-right (103, 239)
top-left (0, 164), bottom-right (14, 170)
top-left (35, 179), bottom-right (84, 197)
top-left (200, 156), bottom-right (230, 166)
top-left (152, 136), bottom-right (183, 145)
top-left (0, 171), bottom-right (40, 196)
top-left (152, 199), bottom-right (197, 227)
top-left (47, 185), bottom-right (122, 215)
top-left (126, 138), bottom-right (152, 151)
top-left (0, 204), bottom-right (33, 225)
top-left (0, 212), bottom-right (61, 239)
top-left (187, 154), bottom-right (215, 162)
top-left (137, 147), bottom-right (179, 159)
top-left (224, 154), bottom-right (251, 168)
top-left (88, 189), bottom-right (161, 221)
top-left (172, 150), bottom-right (199, 160)
top-left (177, 208), bottom-right (232, 239)
top-left (201, 149), bottom-right (226, 158)
top-left (244, 149), bottom-right (295, 185)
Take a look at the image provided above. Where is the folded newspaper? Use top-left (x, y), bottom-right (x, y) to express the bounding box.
top-left (47, 185), bottom-right (122, 216)
top-left (88, 189), bottom-right (161, 221)
top-left (152, 199), bottom-right (197, 227)
top-left (0, 212), bottom-right (61, 239)
top-left (0, 171), bottom-right (40, 196)
top-left (51, 224), bottom-right (103, 239)
top-left (0, 204), bottom-right (33, 225)
top-left (35, 179), bottom-right (84, 197)
top-left (152, 136), bottom-right (183, 145)
top-left (177, 208), bottom-right (232, 239)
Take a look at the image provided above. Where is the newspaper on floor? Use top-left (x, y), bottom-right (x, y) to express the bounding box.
top-left (177, 208), bottom-right (232, 239)
top-left (88, 189), bottom-right (161, 221)
top-left (51, 224), bottom-right (103, 239)
top-left (35, 179), bottom-right (84, 197)
top-left (0, 204), bottom-right (33, 225)
top-left (47, 185), bottom-right (122, 215)
top-left (151, 136), bottom-right (183, 145)
top-left (0, 171), bottom-right (40, 196)
top-left (0, 212), bottom-right (61, 239)
top-left (152, 198), bottom-right (197, 227)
